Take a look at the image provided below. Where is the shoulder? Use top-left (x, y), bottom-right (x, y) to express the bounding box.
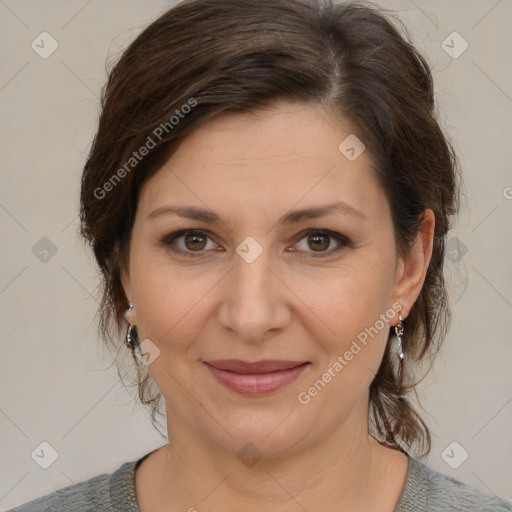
top-left (5, 457), bottom-right (142, 512)
top-left (396, 454), bottom-right (512, 512)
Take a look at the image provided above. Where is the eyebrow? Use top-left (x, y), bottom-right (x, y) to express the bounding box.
top-left (147, 200), bottom-right (366, 225)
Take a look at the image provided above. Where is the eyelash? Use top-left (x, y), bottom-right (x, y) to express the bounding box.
top-left (160, 229), bottom-right (350, 259)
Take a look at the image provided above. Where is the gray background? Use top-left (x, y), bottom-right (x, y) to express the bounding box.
top-left (0, 0), bottom-right (511, 508)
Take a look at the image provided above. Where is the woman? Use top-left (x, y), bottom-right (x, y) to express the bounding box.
top-left (8, 0), bottom-right (511, 510)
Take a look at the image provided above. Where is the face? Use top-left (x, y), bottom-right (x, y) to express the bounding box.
top-left (122, 101), bottom-right (430, 457)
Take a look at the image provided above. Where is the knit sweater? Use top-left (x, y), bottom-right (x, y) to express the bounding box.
top-left (6, 450), bottom-right (512, 511)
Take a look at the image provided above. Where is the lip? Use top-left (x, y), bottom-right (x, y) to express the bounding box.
top-left (204, 359), bottom-right (308, 373)
top-left (203, 360), bottom-right (310, 396)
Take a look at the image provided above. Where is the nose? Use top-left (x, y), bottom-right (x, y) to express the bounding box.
top-left (217, 246), bottom-right (291, 343)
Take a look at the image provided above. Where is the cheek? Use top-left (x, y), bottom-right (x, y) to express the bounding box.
top-left (291, 261), bottom-right (393, 346)
top-left (295, 268), bottom-right (395, 400)
top-left (300, 279), bottom-right (393, 405)
top-left (130, 257), bottom-right (217, 349)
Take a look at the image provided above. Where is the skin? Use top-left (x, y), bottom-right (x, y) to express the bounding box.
top-left (121, 100), bottom-right (435, 512)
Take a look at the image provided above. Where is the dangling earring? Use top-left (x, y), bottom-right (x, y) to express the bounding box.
top-left (124, 302), bottom-right (139, 349)
top-left (394, 313), bottom-right (405, 393)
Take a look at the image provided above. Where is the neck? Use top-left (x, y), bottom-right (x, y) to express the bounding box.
top-left (138, 396), bottom-right (408, 512)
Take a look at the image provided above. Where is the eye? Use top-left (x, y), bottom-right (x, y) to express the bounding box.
top-left (161, 229), bottom-right (218, 257)
top-left (290, 229), bottom-right (348, 258)
top-left (161, 228), bottom-right (349, 258)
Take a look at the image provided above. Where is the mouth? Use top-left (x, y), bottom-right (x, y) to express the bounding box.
top-left (203, 359), bottom-right (310, 396)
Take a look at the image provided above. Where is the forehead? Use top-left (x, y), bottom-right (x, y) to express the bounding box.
top-left (138, 102), bottom-right (387, 223)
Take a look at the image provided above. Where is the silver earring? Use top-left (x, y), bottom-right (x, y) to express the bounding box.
top-left (124, 303), bottom-right (139, 349)
top-left (394, 314), bottom-right (405, 393)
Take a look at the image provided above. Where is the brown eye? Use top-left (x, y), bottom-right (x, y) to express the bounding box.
top-left (162, 229), bottom-right (216, 257)
top-left (162, 228), bottom-right (348, 259)
top-left (308, 232), bottom-right (330, 252)
top-left (184, 232), bottom-right (207, 251)
top-left (292, 229), bottom-right (348, 258)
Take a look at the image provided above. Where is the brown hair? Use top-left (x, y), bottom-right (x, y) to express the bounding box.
top-left (79, 0), bottom-right (462, 457)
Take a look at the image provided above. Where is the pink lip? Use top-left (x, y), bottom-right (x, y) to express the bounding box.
top-left (203, 360), bottom-right (310, 396)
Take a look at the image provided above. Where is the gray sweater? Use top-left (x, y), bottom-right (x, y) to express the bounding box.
top-left (6, 451), bottom-right (512, 511)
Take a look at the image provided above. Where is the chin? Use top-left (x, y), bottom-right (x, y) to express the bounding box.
top-left (201, 406), bottom-right (311, 460)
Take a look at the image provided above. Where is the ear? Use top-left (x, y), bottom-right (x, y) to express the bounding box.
top-left (120, 266), bottom-right (136, 324)
top-left (392, 209), bottom-right (435, 320)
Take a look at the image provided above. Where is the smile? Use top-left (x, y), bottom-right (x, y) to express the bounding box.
top-left (203, 360), bottom-right (310, 396)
